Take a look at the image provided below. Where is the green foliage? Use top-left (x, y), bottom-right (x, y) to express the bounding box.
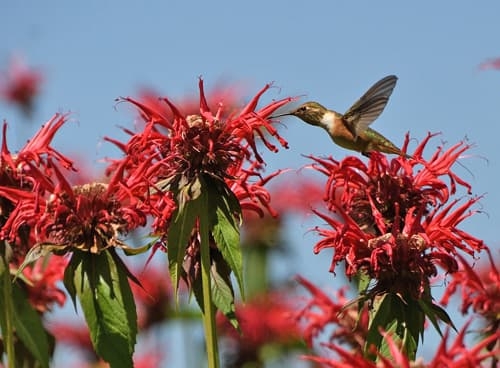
top-left (0, 243), bottom-right (15, 366)
top-left (364, 290), bottom-right (456, 362)
top-left (365, 293), bottom-right (420, 361)
top-left (1, 242), bottom-right (53, 368)
top-left (168, 191), bottom-right (201, 300)
top-left (10, 283), bottom-right (52, 368)
top-left (206, 176), bottom-right (243, 299)
top-left (167, 174), bottom-right (243, 328)
top-left (64, 250), bottom-right (138, 368)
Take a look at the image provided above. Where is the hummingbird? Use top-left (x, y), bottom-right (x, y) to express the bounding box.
top-left (272, 75), bottom-right (409, 157)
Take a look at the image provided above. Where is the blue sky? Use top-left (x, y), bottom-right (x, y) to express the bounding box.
top-left (2, 1), bottom-right (500, 366)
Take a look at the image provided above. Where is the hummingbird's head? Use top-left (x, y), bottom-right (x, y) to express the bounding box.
top-left (289, 101), bottom-right (328, 126)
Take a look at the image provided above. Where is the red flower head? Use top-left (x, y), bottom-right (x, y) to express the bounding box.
top-left (0, 115), bottom-right (75, 257)
top-left (130, 264), bottom-right (174, 330)
top-left (0, 57), bottom-right (43, 115)
top-left (0, 114), bottom-right (147, 256)
top-left (218, 292), bottom-right (303, 366)
top-left (105, 79), bottom-right (294, 295)
top-left (296, 276), bottom-right (368, 351)
top-left (303, 321), bottom-right (500, 368)
top-left (427, 320), bottom-right (500, 368)
top-left (441, 247), bottom-right (500, 353)
top-left (106, 79), bottom-right (292, 222)
top-left (1, 179), bottom-right (147, 255)
top-left (49, 322), bottom-right (95, 358)
top-left (21, 254), bottom-right (67, 312)
top-left (441, 247), bottom-right (500, 316)
top-left (309, 133), bottom-right (484, 299)
top-left (478, 57), bottom-right (500, 71)
top-left (136, 82), bottom-right (244, 125)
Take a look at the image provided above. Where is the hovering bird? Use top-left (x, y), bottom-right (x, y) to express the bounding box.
top-left (272, 75), bottom-right (409, 157)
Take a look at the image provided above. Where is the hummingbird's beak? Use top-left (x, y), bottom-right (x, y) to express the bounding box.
top-left (268, 112), bottom-right (292, 119)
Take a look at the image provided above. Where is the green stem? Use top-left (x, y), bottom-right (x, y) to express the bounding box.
top-left (0, 245), bottom-right (16, 368)
top-left (199, 207), bottom-right (219, 368)
top-left (244, 244), bottom-right (268, 299)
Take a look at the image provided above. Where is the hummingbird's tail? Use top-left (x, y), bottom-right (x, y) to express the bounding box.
top-left (362, 147), bottom-right (413, 159)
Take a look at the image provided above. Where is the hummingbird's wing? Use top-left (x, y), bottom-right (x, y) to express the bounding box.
top-left (343, 75), bottom-right (398, 139)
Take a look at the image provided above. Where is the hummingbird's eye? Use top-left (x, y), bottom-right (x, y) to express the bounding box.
top-left (297, 106), bottom-right (307, 113)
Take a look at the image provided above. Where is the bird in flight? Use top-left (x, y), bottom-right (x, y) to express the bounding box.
top-left (271, 75), bottom-right (409, 157)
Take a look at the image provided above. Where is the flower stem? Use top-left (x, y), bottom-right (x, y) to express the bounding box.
top-left (244, 245), bottom-right (269, 298)
top-left (0, 243), bottom-right (15, 368)
top-left (199, 201), bottom-right (220, 368)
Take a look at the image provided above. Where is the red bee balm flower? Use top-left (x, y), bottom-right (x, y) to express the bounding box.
top-left (0, 57), bottom-right (43, 115)
top-left (309, 133), bottom-right (484, 299)
top-left (0, 114), bottom-right (76, 255)
top-left (217, 292), bottom-right (303, 366)
top-left (106, 79), bottom-right (292, 230)
top-left (105, 80), bottom-right (294, 328)
top-left (296, 276), bottom-right (368, 351)
top-left (21, 255), bottom-right (67, 313)
top-left (303, 322), bottom-right (500, 368)
top-left (0, 114), bottom-right (147, 254)
top-left (0, 180), bottom-right (147, 255)
top-left (441, 247), bottom-right (500, 356)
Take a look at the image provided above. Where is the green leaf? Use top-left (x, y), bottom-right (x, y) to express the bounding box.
top-left (197, 175), bottom-right (222, 365)
top-left (176, 176), bottom-right (202, 216)
top-left (417, 298), bottom-right (456, 337)
top-left (0, 247), bottom-right (15, 365)
top-left (13, 243), bottom-right (68, 282)
top-left (206, 176), bottom-right (244, 299)
top-left (168, 195), bottom-right (201, 299)
top-left (211, 200), bottom-right (243, 297)
top-left (377, 315), bottom-right (399, 359)
top-left (355, 269), bottom-right (371, 294)
top-left (210, 253), bottom-right (238, 330)
top-left (64, 252), bottom-right (84, 310)
top-left (366, 293), bottom-right (422, 361)
top-left (121, 241), bottom-right (154, 256)
top-left (189, 242), bottom-right (237, 329)
top-left (366, 293), bottom-right (393, 358)
top-left (13, 244), bottom-right (48, 281)
top-left (429, 302), bottom-right (456, 331)
top-left (74, 250), bottom-right (137, 368)
top-left (11, 282), bottom-right (51, 368)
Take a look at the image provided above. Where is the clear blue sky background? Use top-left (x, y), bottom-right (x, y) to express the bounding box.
top-left (2, 2), bottom-right (500, 367)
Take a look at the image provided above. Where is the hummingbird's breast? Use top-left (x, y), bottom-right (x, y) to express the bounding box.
top-left (319, 111), bottom-right (338, 132)
top-left (328, 115), bottom-right (371, 152)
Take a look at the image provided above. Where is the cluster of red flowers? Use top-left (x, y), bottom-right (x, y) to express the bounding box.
top-left (105, 79), bottom-right (292, 231)
top-left (217, 291), bottom-right (303, 367)
top-left (0, 115), bottom-right (148, 257)
top-left (0, 115), bottom-right (76, 311)
top-left (478, 57), bottom-right (500, 71)
top-left (0, 77), bottom-right (295, 359)
top-left (309, 133), bottom-right (484, 299)
top-left (0, 114), bottom-right (152, 322)
top-left (305, 321), bottom-right (500, 368)
top-left (440, 247), bottom-right (500, 355)
top-left (2, 61), bottom-right (498, 367)
top-left (441, 248), bottom-right (500, 316)
top-left (296, 276), bottom-right (368, 351)
top-left (297, 271), bottom-right (499, 367)
top-left (102, 80), bottom-right (294, 293)
top-left (0, 57), bottom-right (43, 115)
top-left (293, 131), bottom-right (500, 366)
